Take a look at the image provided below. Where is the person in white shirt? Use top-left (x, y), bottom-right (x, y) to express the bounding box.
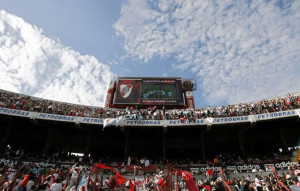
top-left (50, 179), bottom-right (62, 191)
top-left (127, 156), bottom-right (131, 166)
top-left (66, 165), bottom-right (80, 191)
top-left (26, 179), bottom-right (35, 191)
top-left (255, 175), bottom-right (263, 191)
top-left (145, 159), bottom-right (150, 167)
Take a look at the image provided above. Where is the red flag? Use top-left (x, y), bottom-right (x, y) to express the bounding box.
top-left (20, 174), bottom-right (30, 187)
top-left (93, 166), bottom-right (98, 173)
top-left (181, 171), bottom-right (199, 191)
top-left (158, 177), bottom-right (166, 189)
top-left (207, 169), bottom-right (214, 176)
top-left (94, 163), bottom-right (114, 170)
top-left (114, 170), bottom-right (126, 186)
top-left (204, 185), bottom-right (211, 190)
top-left (94, 163), bottom-right (127, 187)
top-left (173, 170), bottom-right (183, 175)
top-left (219, 167), bottom-right (231, 191)
top-left (129, 179), bottom-right (135, 191)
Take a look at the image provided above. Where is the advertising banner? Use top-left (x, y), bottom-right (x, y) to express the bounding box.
top-left (80, 117), bottom-right (104, 124)
top-left (0, 108), bottom-right (35, 118)
top-left (254, 110), bottom-right (298, 121)
top-left (167, 119), bottom-right (206, 126)
top-left (124, 120), bottom-right (163, 126)
top-left (212, 116), bottom-right (251, 124)
top-left (36, 113), bottom-right (77, 122)
top-left (188, 161), bottom-right (299, 173)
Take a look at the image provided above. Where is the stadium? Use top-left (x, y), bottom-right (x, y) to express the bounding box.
top-left (0, 77), bottom-right (300, 190)
top-left (1, 0), bottom-right (300, 190)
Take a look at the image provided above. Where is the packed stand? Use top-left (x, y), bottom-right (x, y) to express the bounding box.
top-left (0, 148), bottom-right (300, 190)
top-left (0, 89), bottom-right (300, 121)
top-left (0, 146), bottom-right (298, 173)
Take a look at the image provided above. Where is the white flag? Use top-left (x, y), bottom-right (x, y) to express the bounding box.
top-left (77, 175), bottom-right (87, 191)
top-left (103, 118), bottom-right (117, 130)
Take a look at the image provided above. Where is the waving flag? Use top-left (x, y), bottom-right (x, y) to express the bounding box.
top-left (94, 163), bottom-right (127, 186)
top-left (205, 117), bottom-right (214, 124)
top-left (94, 163), bottom-right (114, 170)
top-left (181, 171), bottom-right (199, 191)
top-left (103, 116), bottom-right (125, 130)
top-left (114, 170), bottom-right (126, 186)
top-left (103, 118), bottom-right (116, 130)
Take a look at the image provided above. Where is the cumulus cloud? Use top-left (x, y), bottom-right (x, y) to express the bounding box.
top-left (114, 0), bottom-right (300, 105)
top-left (0, 10), bottom-right (114, 106)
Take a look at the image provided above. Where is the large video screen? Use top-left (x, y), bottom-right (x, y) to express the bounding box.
top-left (114, 77), bottom-right (184, 105)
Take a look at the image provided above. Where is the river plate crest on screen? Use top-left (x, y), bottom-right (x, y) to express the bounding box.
top-left (120, 84), bottom-right (133, 98)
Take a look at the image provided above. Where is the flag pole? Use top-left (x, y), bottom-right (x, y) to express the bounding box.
top-left (63, 167), bottom-right (71, 191)
top-left (100, 168), bottom-right (104, 190)
top-left (75, 168), bottom-right (82, 190)
top-left (8, 164), bottom-right (26, 191)
top-left (219, 167), bottom-right (231, 191)
top-left (269, 166), bottom-right (290, 191)
top-left (87, 165), bottom-right (92, 190)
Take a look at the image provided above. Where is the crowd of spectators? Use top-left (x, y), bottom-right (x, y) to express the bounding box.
top-left (1, 145), bottom-right (298, 173)
top-left (0, 89), bottom-right (300, 121)
top-left (0, 146), bottom-right (300, 191)
top-left (194, 171), bottom-right (300, 191)
top-left (1, 90), bottom-right (300, 190)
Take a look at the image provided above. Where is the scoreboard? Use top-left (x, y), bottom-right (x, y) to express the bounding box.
top-left (114, 77), bottom-right (185, 106)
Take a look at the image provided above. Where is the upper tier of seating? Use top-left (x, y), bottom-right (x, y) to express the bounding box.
top-left (0, 89), bottom-right (299, 120)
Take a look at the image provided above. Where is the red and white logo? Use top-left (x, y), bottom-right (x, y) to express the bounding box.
top-left (120, 84), bottom-right (133, 98)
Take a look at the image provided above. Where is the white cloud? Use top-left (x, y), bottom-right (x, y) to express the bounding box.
top-left (0, 10), bottom-right (114, 106)
top-left (114, 0), bottom-right (300, 105)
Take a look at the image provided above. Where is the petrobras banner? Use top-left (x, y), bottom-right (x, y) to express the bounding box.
top-left (80, 117), bottom-right (104, 125)
top-left (124, 120), bottom-right (163, 126)
top-left (254, 109), bottom-right (299, 121)
top-left (167, 119), bottom-right (206, 126)
top-left (36, 112), bottom-right (77, 122)
top-left (212, 116), bottom-right (251, 124)
top-left (0, 108), bottom-right (36, 118)
top-left (1, 107), bottom-right (300, 127)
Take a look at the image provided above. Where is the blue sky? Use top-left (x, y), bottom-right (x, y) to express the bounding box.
top-left (0, 0), bottom-right (299, 108)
